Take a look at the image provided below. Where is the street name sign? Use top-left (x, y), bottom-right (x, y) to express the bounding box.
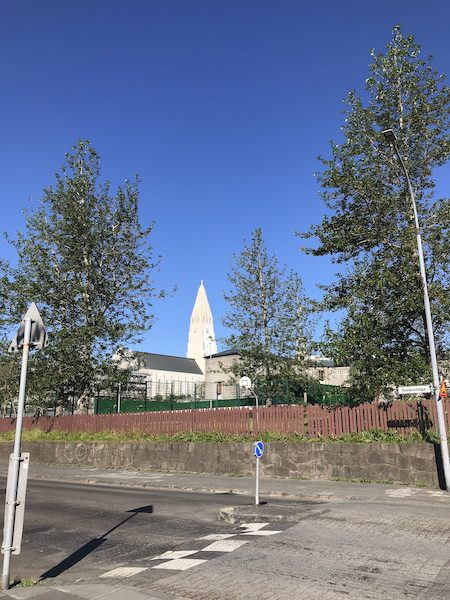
top-left (398, 385), bottom-right (432, 395)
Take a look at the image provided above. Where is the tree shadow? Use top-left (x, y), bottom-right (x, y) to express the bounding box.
top-left (39, 504), bottom-right (153, 580)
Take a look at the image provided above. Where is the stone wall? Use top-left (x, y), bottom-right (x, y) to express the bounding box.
top-left (0, 441), bottom-right (441, 487)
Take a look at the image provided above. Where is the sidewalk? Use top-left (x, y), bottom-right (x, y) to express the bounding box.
top-left (1, 462), bottom-right (449, 599)
top-left (1, 582), bottom-right (188, 600)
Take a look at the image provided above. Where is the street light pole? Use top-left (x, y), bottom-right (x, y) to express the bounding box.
top-left (383, 128), bottom-right (450, 491)
top-left (208, 337), bottom-right (213, 410)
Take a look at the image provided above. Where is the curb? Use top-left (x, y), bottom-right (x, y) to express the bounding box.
top-left (27, 472), bottom-right (351, 503)
top-left (219, 502), bottom-right (323, 524)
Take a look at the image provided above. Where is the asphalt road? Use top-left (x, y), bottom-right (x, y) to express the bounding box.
top-left (2, 476), bottom-right (450, 599)
top-left (1, 479), bottom-right (260, 587)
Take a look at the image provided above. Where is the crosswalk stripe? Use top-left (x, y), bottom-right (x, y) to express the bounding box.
top-left (197, 533), bottom-right (237, 541)
top-left (100, 567), bottom-right (148, 578)
top-left (100, 521), bottom-right (285, 579)
top-left (239, 522), bottom-right (269, 531)
top-left (151, 550), bottom-right (198, 560)
top-left (200, 539), bottom-right (248, 552)
top-left (152, 558), bottom-right (208, 570)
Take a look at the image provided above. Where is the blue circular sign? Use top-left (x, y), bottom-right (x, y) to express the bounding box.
top-left (254, 441), bottom-right (264, 458)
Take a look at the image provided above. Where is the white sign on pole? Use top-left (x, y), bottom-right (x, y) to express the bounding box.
top-left (397, 385), bottom-right (433, 395)
top-left (1, 453), bottom-right (29, 556)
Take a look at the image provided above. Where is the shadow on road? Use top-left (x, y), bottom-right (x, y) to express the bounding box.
top-left (39, 504), bottom-right (153, 580)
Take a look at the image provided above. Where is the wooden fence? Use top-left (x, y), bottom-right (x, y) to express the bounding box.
top-left (0, 399), bottom-right (449, 438)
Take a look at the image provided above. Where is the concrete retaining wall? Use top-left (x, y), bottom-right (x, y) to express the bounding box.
top-left (0, 441), bottom-right (441, 487)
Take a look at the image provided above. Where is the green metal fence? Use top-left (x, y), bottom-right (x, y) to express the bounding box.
top-left (94, 378), bottom-right (354, 414)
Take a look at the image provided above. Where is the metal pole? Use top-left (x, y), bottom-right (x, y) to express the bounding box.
top-left (250, 387), bottom-right (259, 432)
top-left (209, 341), bottom-right (212, 410)
top-left (255, 456), bottom-right (260, 505)
top-left (2, 318), bottom-right (32, 590)
top-left (391, 140), bottom-right (450, 491)
top-left (252, 388), bottom-right (259, 410)
top-left (117, 383), bottom-right (122, 414)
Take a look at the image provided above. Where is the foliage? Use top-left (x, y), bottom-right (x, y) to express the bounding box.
top-left (0, 141), bottom-right (164, 407)
top-left (299, 26), bottom-right (450, 397)
top-left (0, 428), bottom-right (431, 444)
top-left (0, 339), bottom-right (20, 416)
top-left (14, 578), bottom-right (40, 588)
top-left (223, 228), bottom-right (310, 400)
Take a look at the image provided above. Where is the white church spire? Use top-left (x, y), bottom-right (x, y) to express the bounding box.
top-left (187, 281), bottom-right (217, 373)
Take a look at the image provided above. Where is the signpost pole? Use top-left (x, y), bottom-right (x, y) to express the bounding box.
top-left (255, 455), bottom-right (260, 506)
top-left (2, 318), bottom-right (32, 590)
top-left (2, 303), bottom-right (47, 591)
top-left (253, 441), bottom-right (264, 506)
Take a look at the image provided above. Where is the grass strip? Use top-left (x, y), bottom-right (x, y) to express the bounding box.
top-left (0, 428), bottom-right (434, 444)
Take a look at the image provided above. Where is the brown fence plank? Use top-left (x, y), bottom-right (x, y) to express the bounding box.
top-left (1, 400), bottom-right (449, 439)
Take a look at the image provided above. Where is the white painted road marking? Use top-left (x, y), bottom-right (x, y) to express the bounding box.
top-left (385, 488), bottom-right (416, 498)
top-left (100, 566), bottom-right (148, 578)
top-left (102, 522), bottom-right (285, 579)
top-left (239, 522), bottom-right (269, 532)
top-left (201, 539), bottom-right (249, 552)
top-left (242, 529), bottom-right (282, 536)
top-left (151, 550), bottom-right (198, 560)
top-left (152, 558), bottom-right (208, 570)
top-left (197, 533), bottom-right (237, 541)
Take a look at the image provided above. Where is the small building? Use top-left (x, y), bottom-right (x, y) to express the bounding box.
top-left (305, 356), bottom-right (350, 387)
top-left (204, 350), bottom-right (241, 400)
top-left (204, 350), bottom-right (350, 400)
top-left (130, 351), bottom-right (204, 399)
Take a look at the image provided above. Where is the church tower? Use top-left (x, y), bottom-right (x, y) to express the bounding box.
top-left (187, 281), bottom-right (217, 373)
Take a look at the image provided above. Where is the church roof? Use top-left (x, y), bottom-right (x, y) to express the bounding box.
top-left (134, 352), bottom-right (203, 375)
top-left (209, 349), bottom-right (238, 358)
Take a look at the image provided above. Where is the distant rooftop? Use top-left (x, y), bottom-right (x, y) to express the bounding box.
top-left (133, 352), bottom-right (203, 375)
top-left (306, 355), bottom-right (335, 367)
top-left (208, 349), bottom-right (238, 359)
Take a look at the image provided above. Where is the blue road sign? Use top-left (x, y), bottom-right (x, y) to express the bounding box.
top-left (254, 441), bottom-right (264, 459)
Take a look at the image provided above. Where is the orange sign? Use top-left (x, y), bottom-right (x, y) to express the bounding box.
top-left (440, 377), bottom-right (448, 399)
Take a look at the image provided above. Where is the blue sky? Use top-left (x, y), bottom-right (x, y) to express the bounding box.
top-left (1, 0), bottom-right (450, 357)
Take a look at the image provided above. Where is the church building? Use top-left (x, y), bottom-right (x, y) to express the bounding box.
top-left (126, 282), bottom-right (217, 396)
top-left (186, 280), bottom-right (217, 374)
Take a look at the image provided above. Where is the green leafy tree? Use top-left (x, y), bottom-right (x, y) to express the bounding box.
top-left (0, 340), bottom-right (20, 416)
top-left (223, 228), bottom-right (310, 401)
top-left (300, 26), bottom-right (450, 399)
top-left (0, 140), bottom-right (164, 408)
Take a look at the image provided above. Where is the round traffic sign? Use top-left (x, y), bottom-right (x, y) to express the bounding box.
top-left (254, 440), bottom-right (264, 458)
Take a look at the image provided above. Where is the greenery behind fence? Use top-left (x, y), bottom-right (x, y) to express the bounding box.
top-left (94, 378), bottom-right (355, 414)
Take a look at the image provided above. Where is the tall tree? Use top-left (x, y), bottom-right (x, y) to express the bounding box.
top-left (0, 140), bottom-right (164, 408)
top-left (300, 26), bottom-right (450, 398)
top-left (223, 228), bottom-right (309, 400)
